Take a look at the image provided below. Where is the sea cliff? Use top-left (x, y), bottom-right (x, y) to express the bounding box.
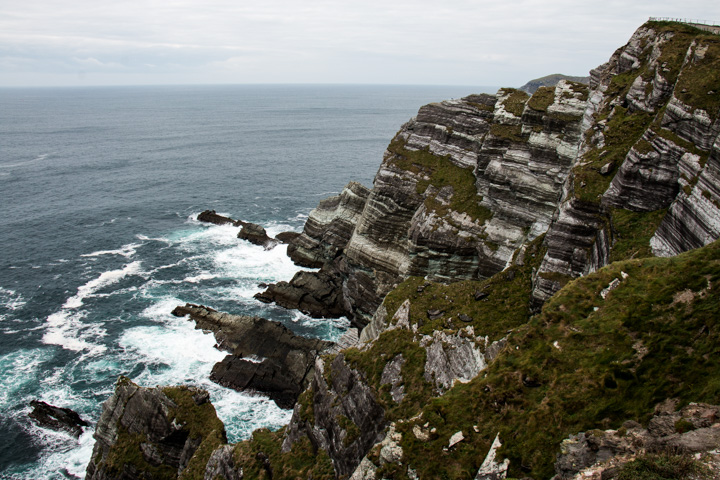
top-left (86, 20), bottom-right (720, 479)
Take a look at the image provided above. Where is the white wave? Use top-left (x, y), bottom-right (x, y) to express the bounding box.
top-left (0, 287), bottom-right (26, 311)
top-left (42, 262), bottom-right (142, 354)
top-left (292, 311), bottom-right (351, 342)
top-left (264, 223), bottom-right (299, 237)
top-left (183, 273), bottom-right (217, 284)
top-left (0, 349), bottom-right (52, 409)
top-left (136, 233), bottom-right (170, 243)
top-left (0, 153), bottom-right (51, 169)
top-left (20, 423), bottom-right (96, 480)
top-left (119, 298), bottom-right (292, 441)
top-left (63, 261), bottom-right (142, 310)
top-left (213, 243), bottom-right (307, 285)
top-left (80, 242), bottom-right (140, 258)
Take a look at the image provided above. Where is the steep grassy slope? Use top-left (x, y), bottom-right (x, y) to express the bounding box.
top-left (394, 238), bottom-right (720, 478)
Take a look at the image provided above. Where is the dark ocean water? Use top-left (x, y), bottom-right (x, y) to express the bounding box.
top-left (0, 84), bottom-right (495, 479)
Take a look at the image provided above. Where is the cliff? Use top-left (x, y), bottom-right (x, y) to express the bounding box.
top-left (260, 80), bottom-right (589, 327)
top-left (86, 20), bottom-right (720, 480)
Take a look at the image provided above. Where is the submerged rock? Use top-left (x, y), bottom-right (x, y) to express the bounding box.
top-left (28, 400), bottom-right (89, 438)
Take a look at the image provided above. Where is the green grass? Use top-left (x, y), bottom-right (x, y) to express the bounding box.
top-left (489, 124), bottom-right (526, 143)
top-left (565, 81), bottom-right (590, 102)
top-left (618, 452), bottom-right (712, 480)
top-left (500, 89), bottom-right (530, 117)
top-left (99, 383), bottom-right (226, 480)
top-left (676, 38), bottom-right (720, 121)
top-left (386, 137), bottom-right (493, 224)
top-left (163, 386), bottom-right (227, 480)
top-left (527, 87), bottom-right (555, 113)
top-left (609, 208), bottom-right (667, 262)
top-left (573, 107), bottom-right (655, 203)
top-left (392, 239), bottom-right (720, 479)
top-left (232, 428), bottom-right (335, 480)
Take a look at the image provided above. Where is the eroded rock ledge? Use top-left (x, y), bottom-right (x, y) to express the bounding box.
top-left (171, 303), bottom-right (332, 409)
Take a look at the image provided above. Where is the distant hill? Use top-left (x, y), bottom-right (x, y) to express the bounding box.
top-left (519, 73), bottom-right (589, 93)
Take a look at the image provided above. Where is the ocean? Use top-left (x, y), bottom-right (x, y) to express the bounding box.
top-left (0, 84), bottom-right (495, 479)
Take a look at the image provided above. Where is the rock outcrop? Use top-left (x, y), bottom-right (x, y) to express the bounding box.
top-left (254, 267), bottom-right (347, 319)
top-left (553, 402), bottom-right (720, 479)
top-left (196, 210), bottom-right (283, 250)
top-left (171, 304), bottom-right (331, 409)
top-left (281, 354), bottom-right (387, 477)
top-left (287, 182), bottom-right (371, 268)
top-left (197, 209), bottom-right (243, 226)
top-left (237, 223), bottom-right (279, 250)
top-left (86, 378), bottom-right (225, 480)
top-left (28, 400), bottom-right (89, 438)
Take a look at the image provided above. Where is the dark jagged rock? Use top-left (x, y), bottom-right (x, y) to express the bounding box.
top-left (238, 222), bottom-right (279, 250)
top-left (275, 231), bottom-right (300, 244)
top-left (28, 400), bottom-right (89, 438)
top-left (172, 304), bottom-right (332, 408)
top-left (197, 209), bottom-right (244, 227)
top-left (86, 378), bottom-right (225, 480)
top-left (254, 267), bottom-right (347, 320)
top-left (281, 354), bottom-right (387, 477)
top-left (197, 210), bottom-right (282, 250)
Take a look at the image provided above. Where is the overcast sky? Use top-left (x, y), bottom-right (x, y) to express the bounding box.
top-left (1, 0), bottom-right (718, 88)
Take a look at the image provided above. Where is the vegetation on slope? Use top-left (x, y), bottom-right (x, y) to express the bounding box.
top-left (395, 238), bottom-right (720, 479)
top-left (386, 136), bottom-right (493, 224)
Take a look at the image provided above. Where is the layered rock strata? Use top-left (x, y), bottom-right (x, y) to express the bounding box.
top-left (533, 23), bottom-right (720, 303)
top-left (171, 304), bottom-right (331, 409)
top-left (287, 181), bottom-right (371, 268)
top-left (269, 83), bottom-right (587, 327)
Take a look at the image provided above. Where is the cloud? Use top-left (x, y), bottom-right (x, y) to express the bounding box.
top-left (1, 0), bottom-right (719, 86)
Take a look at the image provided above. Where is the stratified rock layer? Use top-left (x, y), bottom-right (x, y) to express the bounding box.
top-left (533, 23), bottom-right (720, 303)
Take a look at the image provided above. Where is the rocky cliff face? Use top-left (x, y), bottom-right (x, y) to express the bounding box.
top-left (86, 378), bottom-right (225, 480)
top-left (266, 80), bottom-right (589, 327)
top-left (533, 22), bottom-right (720, 304)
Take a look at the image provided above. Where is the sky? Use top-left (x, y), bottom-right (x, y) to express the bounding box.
top-left (1, 0), bottom-right (719, 88)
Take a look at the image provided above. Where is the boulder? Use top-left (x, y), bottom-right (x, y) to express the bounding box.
top-left (275, 231), bottom-right (301, 244)
top-left (254, 268), bottom-right (347, 319)
top-left (197, 209), bottom-right (244, 227)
